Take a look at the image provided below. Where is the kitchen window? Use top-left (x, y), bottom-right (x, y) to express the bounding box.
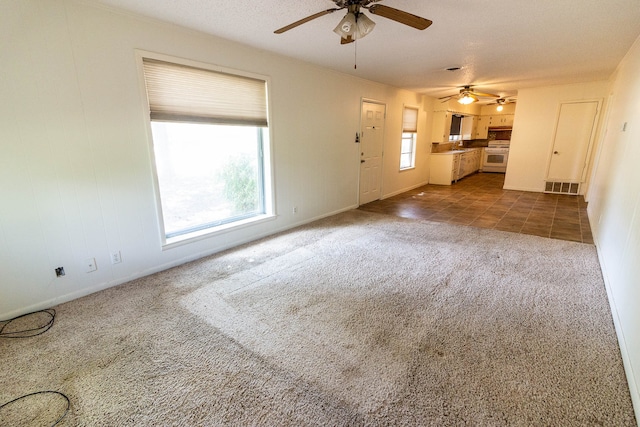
top-left (141, 55), bottom-right (272, 245)
top-left (400, 106), bottom-right (418, 170)
top-left (449, 114), bottom-right (462, 141)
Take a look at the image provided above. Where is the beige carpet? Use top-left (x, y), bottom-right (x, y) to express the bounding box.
top-left (0, 210), bottom-right (636, 426)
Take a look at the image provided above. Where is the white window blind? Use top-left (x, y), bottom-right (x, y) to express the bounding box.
top-left (142, 58), bottom-right (268, 127)
top-left (402, 107), bottom-right (418, 132)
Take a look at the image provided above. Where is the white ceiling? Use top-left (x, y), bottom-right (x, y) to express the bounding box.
top-left (92, 0), bottom-right (640, 100)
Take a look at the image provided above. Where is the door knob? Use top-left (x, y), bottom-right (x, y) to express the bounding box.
top-left (554, 151), bottom-right (559, 154)
top-left (361, 160), bottom-right (365, 163)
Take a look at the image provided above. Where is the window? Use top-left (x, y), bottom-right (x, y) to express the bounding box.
top-left (141, 56), bottom-right (272, 244)
top-left (449, 114), bottom-right (462, 141)
top-left (400, 106), bottom-right (418, 170)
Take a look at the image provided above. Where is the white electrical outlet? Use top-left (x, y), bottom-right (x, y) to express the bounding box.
top-left (86, 257), bottom-right (97, 273)
top-left (293, 206), bottom-right (298, 214)
top-left (111, 251), bottom-right (122, 264)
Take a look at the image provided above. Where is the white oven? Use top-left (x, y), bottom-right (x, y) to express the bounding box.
top-left (482, 140), bottom-right (510, 173)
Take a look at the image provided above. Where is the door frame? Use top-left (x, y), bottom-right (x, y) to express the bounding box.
top-left (359, 98), bottom-right (387, 206)
top-left (585, 94), bottom-right (613, 202)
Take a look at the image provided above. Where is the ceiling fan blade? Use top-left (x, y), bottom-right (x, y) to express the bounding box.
top-left (439, 96), bottom-right (454, 103)
top-left (469, 90), bottom-right (500, 98)
top-left (341, 35), bottom-right (355, 45)
top-left (367, 4), bottom-right (432, 30)
top-left (274, 8), bottom-right (340, 34)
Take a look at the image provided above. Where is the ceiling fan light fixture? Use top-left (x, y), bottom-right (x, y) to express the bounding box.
top-left (354, 13), bottom-right (376, 38)
top-left (458, 93), bottom-right (477, 105)
top-left (333, 12), bottom-right (357, 38)
top-left (496, 105), bottom-right (504, 111)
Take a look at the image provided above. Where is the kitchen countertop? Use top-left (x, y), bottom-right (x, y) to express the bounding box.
top-left (431, 147), bottom-right (483, 155)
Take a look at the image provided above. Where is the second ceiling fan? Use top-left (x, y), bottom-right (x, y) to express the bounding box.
top-left (274, 1), bottom-right (432, 44)
top-left (440, 86), bottom-right (500, 105)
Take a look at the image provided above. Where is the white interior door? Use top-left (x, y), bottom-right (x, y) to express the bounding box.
top-left (359, 102), bottom-right (385, 205)
top-left (547, 101), bottom-right (599, 182)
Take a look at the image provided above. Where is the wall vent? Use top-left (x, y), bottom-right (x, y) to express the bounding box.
top-left (544, 181), bottom-right (580, 195)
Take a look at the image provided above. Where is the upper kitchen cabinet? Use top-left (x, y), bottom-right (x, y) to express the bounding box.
top-left (480, 102), bottom-right (517, 129)
top-left (461, 115), bottom-right (478, 140)
top-left (475, 116), bottom-right (489, 139)
top-left (431, 110), bottom-right (452, 143)
top-left (432, 101), bottom-right (482, 143)
top-left (488, 114), bottom-right (514, 128)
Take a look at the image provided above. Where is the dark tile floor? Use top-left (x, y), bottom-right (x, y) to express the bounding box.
top-left (358, 172), bottom-right (594, 244)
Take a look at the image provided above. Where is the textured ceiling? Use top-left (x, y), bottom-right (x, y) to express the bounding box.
top-left (91, 0), bottom-right (640, 100)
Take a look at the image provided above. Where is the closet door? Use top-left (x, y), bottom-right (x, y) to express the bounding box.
top-left (546, 101), bottom-right (599, 182)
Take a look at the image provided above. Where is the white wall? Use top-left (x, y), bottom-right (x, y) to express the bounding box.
top-left (0, 0), bottom-right (432, 318)
top-left (587, 35), bottom-right (640, 419)
top-left (504, 81), bottom-right (608, 193)
top-left (379, 92), bottom-right (432, 199)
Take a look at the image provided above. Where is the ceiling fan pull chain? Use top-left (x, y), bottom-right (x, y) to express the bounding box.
top-left (354, 39), bottom-right (357, 69)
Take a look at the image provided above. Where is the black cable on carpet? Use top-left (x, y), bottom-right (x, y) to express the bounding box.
top-left (0, 309), bottom-right (56, 338)
top-left (0, 310), bottom-right (70, 425)
top-left (0, 390), bottom-right (70, 426)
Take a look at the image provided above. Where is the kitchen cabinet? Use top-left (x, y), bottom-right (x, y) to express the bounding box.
top-left (504, 115), bottom-right (514, 126)
top-left (488, 114), bottom-right (514, 127)
top-left (431, 111), bottom-right (452, 144)
top-left (475, 116), bottom-right (489, 139)
top-left (429, 152), bottom-right (461, 185)
top-left (429, 148), bottom-right (482, 185)
top-left (459, 149), bottom-right (482, 178)
top-left (461, 115), bottom-right (477, 140)
top-left (459, 154), bottom-right (472, 178)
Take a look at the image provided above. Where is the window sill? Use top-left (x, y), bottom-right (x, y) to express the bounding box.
top-left (162, 213), bottom-right (276, 250)
top-left (399, 166), bottom-right (416, 171)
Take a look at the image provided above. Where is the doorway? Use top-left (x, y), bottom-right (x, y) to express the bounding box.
top-left (359, 101), bottom-right (386, 205)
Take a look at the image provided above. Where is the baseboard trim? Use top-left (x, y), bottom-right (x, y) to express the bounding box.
top-left (501, 184), bottom-right (543, 193)
top-left (380, 181), bottom-right (429, 200)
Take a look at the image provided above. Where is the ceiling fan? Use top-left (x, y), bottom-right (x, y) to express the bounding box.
top-left (439, 86), bottom-right (500, 105)
top-left (488, 97), bottom-right (517, 105)
top-left (487, 97), bottom-right (517, 111)
top-left (274, 1), bottom-right (432, 44)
